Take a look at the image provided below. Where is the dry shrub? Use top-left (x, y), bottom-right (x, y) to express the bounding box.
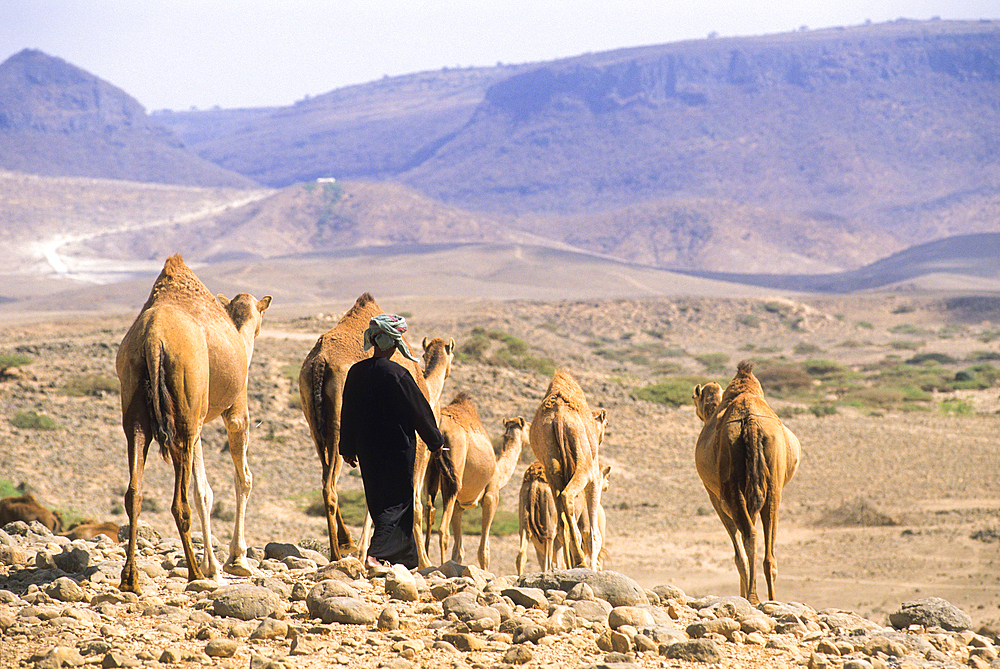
top-left (815, 497), bottom-right (897, 528)
top-left (754, 364), bottom-right (813, 395)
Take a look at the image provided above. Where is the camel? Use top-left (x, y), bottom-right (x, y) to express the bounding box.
top-left (0, 494), bottom-right (63, 532)
top-left (64, 520), bottom-right (120, 542)
top-left (424, 401), bottom-right (525, 569)
top-left (692, 360), bottom-right (801, 604)
top-left (529, 369), bottom-right (608, 570)
top-left (117, 254), bottom-right (271, 592)
top-left (515, 459), bottom-right (611, 576)
top-left (298, 292), bottom-right (454, 564)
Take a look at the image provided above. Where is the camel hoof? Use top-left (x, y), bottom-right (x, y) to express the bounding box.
top-left (223, 560), bottom-right (253, 577)
top-left (339, 541), bottom-right (357, 554)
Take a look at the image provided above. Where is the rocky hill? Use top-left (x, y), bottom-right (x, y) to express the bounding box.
top-left (0, 50), bottom-right (255, 188)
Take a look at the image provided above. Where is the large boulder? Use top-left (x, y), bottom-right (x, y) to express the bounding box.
top-left (889, 597), bottom-right (973, 632)
top-left (515, 569), bottom-right (648, 607)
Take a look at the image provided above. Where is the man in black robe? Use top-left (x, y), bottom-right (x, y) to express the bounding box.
top-left (340, 314), bottom-right (444, 569)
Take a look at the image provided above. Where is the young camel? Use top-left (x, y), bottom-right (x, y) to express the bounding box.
top-left (692, 360), bottom-right (801, 604)
top-left (530, 370), bottom-right (608, 571)
top-left (117, 254), bottom-right (270, 592)
top-left (298, 293), bottom-right (454, 564)
top-left (424, 400), bottom-right (525, 569)
top-left (516, 459), bottom-right (611, 576)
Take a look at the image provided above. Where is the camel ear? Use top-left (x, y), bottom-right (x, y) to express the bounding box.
top-left (422, 336), bottom-right (430, 351)
top-left (257, 296), bottom-right (272, 313)
top-left (595, 408), bottom-right (607, 424)
top-left (514, 416), bottom-right (525, 428)
top-left (217, 294), bottom-right (231, 307)
top-left (602, 464), bottom-right (612, 478)
top-left (448, 337), bottom-right (455, 353)
top-left (693, 384), bottom-right (702, 398)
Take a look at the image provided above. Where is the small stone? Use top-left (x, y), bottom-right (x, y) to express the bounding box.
top-left (661, 639), bottom-right (723, 663)
top-left (250, 618), bottom-right (288, 640)
top-left (204, 638), bottom-right (239, 658)
top-left (503, 644), bottom-right (533, 664)
top-left (158, 648), bottom-right (183, 664)
top-left (441, 632), bottom-right (486, 651)
top-left (378, 604), bottom-right (400, 631)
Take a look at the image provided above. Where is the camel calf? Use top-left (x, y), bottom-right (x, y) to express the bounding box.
top-left (425, 401), bottom-right (524, 569)
top-left (117, 254), bottom-right (270, 592)
top-left (0, 494), bottom-right (63, 532)
top-left (530, 370), bottom-right (608, 570)
top-left (516, 460), bottom-right (611, 576)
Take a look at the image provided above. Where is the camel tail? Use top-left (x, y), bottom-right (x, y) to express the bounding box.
top-left (435, 447), bottom-right (460, 503)
top-left (527, 493), bottom-right (555, 544)
top-left (308, 357), bottom-right (330, 466)
top-left (145, 343), bottom-right (175, 462)
top-left (741, 413), bottom-right (767, 518)
top-left (553, 404), bottom-right (575, 479)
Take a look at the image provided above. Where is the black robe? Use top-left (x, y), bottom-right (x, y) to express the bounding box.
top-left (340, 356), bottom-right (443, 568)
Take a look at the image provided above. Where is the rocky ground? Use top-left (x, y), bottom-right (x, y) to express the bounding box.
top-left (2, 293), bottom-right (1000, 667)
top-left (1, 518), bottom-right (998, 669)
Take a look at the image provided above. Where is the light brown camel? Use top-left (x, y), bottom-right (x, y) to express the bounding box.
top-left (424, 401), bottom-right (524, 569)
top-left (298, 293), bottom-right (454, 564)
top-left (515, 459), bottom-right (611, 576)
top-left (692, 360), bottom-right (801, 604)
top-left (529, 370), bottom-right (608, 570)
top-left (117, 254), bottom-right (270, 592)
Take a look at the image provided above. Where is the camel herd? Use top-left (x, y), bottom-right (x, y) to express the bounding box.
top-left (26, 254), bottom-right (800, 603)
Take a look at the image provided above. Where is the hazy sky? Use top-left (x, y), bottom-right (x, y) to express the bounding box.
top-left (1, 0), bottom-right (996, 112)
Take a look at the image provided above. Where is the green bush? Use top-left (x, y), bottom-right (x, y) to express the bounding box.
top-left (939, 399), bottom-right (973, 415)
top-left (737, 314), bottom-right (760, 328)
top-left (953, 364), bottom-right (1000, 390)
top-left (695, 353), bottom-right (729, 371)
top-left (0, 353), bottom-right (33, 375)
top-left (888, 340), bottom-right (923, 351)
top-left (62, 373), bottom-right (119, 397)
top-left (906, 352), bottom-right (957, 366)
top-left (0, 478), bottom-right (18, 498)
top-left (809, 405), bottom-right (838, 417)
top-left (10, 411), bottom-right (57, 430)
top-left (889, 324), bottom-right (927, 336)
top-left (968, 350), bottom-right (1000, 361)
top-left (802, 359), bottom-right (849, 379)
top-left (754, 364), bottom-right (813, 395)
top-left (855, 321), bottom-right (874, 329)
top-left (635, 376), bottom-right (715, 407)
top-left (793, 342), bottom-right (823, 355)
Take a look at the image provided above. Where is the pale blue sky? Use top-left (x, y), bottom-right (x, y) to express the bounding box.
top-left (1, 0), bottom-right (996, 112)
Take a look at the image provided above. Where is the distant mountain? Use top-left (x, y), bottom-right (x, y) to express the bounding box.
top-left (156, 19), bottom-right (1000, 273)
top-left (0, 49), bottom-right (255, 187)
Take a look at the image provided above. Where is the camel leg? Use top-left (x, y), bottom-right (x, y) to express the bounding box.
top-left (357, 509), bottom-right (373, 561)
top-left (172, 446), bottom-right (205, 582)
top-left (221, 406), bottom-right (252, 576)
top-left (330, 451), bottom-right (354, 554)
top-left (516, 527), bottom-right (530, 577)
top-left (121, 420), bottom-right (151, 593)
top-left (320, 458), bottom-right (341, 560)
top-left (411, 442), bottom-right (432, 568)
top-left (190, 434), bottom-right (223, 580)
top-left (479, 490), bottom-right (498, 570)
top-left (708, 491), bottom-right (751, 601)
top-left (580, 480), bottom-right (603, 570)
top-left (439, 494), bottom-right (456, 565)
top-left (760, 491), bottom-right (781, 602)
top-left (450, 505), bottom-right (465, 565)
top-left (557, 469), bottom-right (592, 569)
top-left (424, 497), bottom-right (436, 558)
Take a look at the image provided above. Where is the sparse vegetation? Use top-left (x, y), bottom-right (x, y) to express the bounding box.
top-left (62, 373), bottom-right (119, 397)
top-left (694, 353), bottom-right (729, 372)
top-left (0, 353), bottom-right (33, 377)
top-left (456, 328), bottom-right (554, 376)
top-left (10, 410), bottom-right (57, 430)
top-left (635, 376), bottom-right (715, 407)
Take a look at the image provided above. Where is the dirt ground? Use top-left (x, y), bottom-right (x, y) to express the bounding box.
top-left (1, 292), bottom-right (999, 631)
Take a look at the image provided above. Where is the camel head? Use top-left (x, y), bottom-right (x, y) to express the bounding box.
top-left (217, 293), bottom-right (272, 337)
top-left (599, 462), bottom-right (611, 492)
top-left (502, 415), bottom-right (529, 456)
top-left (422, 336), bottom-right (455, 380)
top-left (693, 382), bottom-right (723, 422)
top-left (591, 408), bottom-right (608, 445)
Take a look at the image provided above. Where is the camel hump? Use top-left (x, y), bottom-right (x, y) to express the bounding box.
top-left (442, 392), bottom-right (486, 433)
top-left (737, 359), bottom-right (754, 375)
top-left (540, 369), bottom-right (590, 415)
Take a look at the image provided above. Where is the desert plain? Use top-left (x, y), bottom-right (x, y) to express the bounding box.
top-left (1, 286), bottom-right (999, 641)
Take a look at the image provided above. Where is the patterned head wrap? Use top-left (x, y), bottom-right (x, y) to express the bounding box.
top-left (364, 313), bottom-right (419, 361)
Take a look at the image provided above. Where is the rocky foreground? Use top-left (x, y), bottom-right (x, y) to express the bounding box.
top-left (1, 521), bottom-right (997, 669)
